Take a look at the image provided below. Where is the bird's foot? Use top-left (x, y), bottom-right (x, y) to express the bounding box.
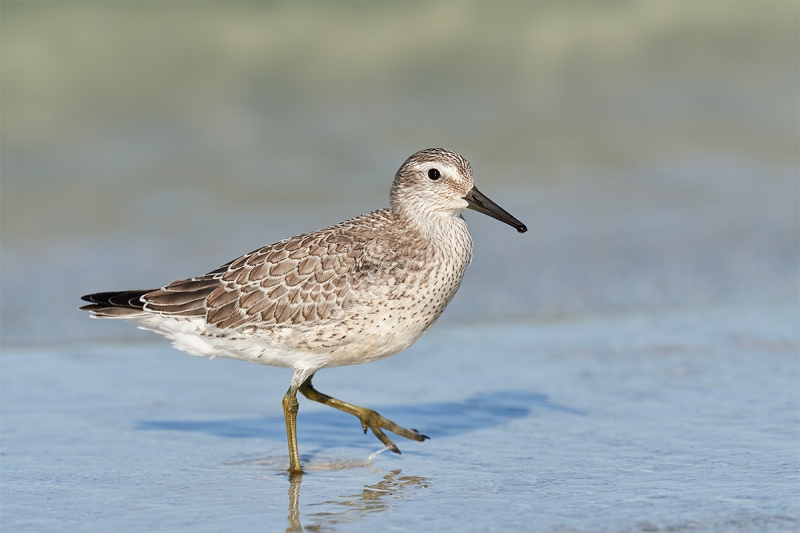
top-left (356, 408), bottom-right (429, 454)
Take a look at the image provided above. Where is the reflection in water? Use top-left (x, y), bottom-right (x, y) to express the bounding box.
top-left (286, 470), bottom-right (429, 532)
top-left (286, 476), bottom-right (302, 533)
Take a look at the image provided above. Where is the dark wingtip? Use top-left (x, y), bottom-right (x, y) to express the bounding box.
top-left (516, 224), bottom-right (528, 233)
top-left (79, 290), bottom-right (151, 310)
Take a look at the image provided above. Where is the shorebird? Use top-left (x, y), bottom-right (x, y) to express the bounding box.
top-left (81, 148), bottom-right (527, 474)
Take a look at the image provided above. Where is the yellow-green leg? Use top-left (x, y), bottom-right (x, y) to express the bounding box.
top-left (282, 384), bottom-right (303, 475)
top-left (298, 374), bottom-right (429, 454)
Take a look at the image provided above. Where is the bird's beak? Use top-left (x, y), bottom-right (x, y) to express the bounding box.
top-left (464, 186), bottom-right (527, 233)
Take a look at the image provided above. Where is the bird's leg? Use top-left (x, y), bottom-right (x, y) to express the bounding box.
top-left (282, 383), bottom-right (303, 476)
top-left (298, 374), bottom-right (429, 454)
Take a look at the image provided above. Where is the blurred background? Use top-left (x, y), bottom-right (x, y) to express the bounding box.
top-left (2, 2), bottom-right (797, 344)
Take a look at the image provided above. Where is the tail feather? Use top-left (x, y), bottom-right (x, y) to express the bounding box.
top-left (80, 289), bottom-right (152, 315)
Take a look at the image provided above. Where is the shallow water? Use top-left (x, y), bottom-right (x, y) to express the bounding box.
top-left (2, 2), bottom-right (798, 532)
top-left (2, 304), bottom-right (797, 532)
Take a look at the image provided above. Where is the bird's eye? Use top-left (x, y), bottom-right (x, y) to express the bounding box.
top-left (427, 168), bottom-right (441, 181)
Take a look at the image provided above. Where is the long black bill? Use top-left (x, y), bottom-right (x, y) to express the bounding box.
top-left (464, 186), bottom-right (527, 233)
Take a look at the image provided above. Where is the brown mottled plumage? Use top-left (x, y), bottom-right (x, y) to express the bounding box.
top-left (81, 148), bottom-right (526, 475)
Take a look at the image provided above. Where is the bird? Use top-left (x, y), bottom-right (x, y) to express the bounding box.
top-left (81, 148), bottom-right (527, 475)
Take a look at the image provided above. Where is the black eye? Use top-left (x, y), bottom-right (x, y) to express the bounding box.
top-left (427, 168), bottom-right (441, 181)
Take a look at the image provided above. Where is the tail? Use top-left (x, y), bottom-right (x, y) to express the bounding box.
top-left (80, 290), bottom-right (153, 318)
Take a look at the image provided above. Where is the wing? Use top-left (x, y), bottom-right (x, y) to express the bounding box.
top-left (142, 210), bottom-right (397, 331)
top-left (80, 289), bottom-right (153, 318)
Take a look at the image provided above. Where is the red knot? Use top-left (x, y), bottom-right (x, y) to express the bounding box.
top-left (81, 148), bottom-right (527, 475)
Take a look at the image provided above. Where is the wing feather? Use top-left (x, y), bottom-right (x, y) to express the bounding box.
top-left (84, 209), bottom-right (406, 331)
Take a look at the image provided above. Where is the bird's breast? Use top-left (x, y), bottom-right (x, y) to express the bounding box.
top-left (344, 218), bottom-right (473, 350)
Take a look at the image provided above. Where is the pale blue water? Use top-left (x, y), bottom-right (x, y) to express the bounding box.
top-left (2, 304), bottom-right (797, 532)
top-left (2, 3), bottom-right (798, 532)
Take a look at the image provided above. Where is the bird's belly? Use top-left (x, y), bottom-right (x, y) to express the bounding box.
top-left (133, 303), bottom-right (431, 370)
top-left (272, 301), bottom-right (439, 368)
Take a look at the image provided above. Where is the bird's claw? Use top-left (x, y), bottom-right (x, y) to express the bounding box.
top-left (355, 409), bottom-right (429, 454)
